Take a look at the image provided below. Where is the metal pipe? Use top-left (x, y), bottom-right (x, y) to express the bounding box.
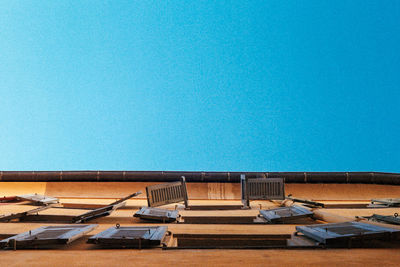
top-left (0, 171), bottom-right (399, 184)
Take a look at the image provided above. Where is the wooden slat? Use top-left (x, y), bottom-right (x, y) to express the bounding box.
top-left (247, 178), bottom-right (285, 200)
top-left (241, 176), bottom-right (285, 208)
top-left (146, 178), bottom-right (188, 208)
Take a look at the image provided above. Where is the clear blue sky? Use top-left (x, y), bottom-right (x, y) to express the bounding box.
top-left (0, 1), bottom-right (399, 172)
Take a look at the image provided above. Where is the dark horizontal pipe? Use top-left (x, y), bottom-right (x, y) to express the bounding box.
top-left (0, 171), bottom-right (399, 185)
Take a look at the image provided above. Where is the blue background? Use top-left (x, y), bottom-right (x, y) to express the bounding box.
top-left (1, 1), bottom-right (399, 172)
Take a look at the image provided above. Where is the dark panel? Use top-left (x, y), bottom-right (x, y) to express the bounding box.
top-left (0, 171), bottom-right (399, 184)
top-left (347, 172), bottom-right (373, 183)
top-left (98, 171), bottom-right (124, 181)
top-left (174, 233), bottom-right (290, 249)
top-left (124, 171), bottom-right (165, 182)
top-left (306, 172), bottom-right (347, 183)
top-left (202, 172), bottom-right (229, 182)
top-left (0, 225), bottom-right (97, 249)
top-left (296, 222), bottom-right (400, 247)
top-left (87, 226), bottom-right (167, 248)
top-left (1, 171), bottom-right (37, 181)
top-left (134, 207), bottom-right (179, 222)
top-left (35, 171), bottom-right (61, 181)
top-left (247, 178), bottom-right (285, 200)
top-left (164, 172), bottom-right (194, 181)
top-left (62, 171), bottom-right (98, 181)
top-left (259, 205), bottom-right (314, 224)
top-left (373, 172), bottom-right (400, 185)
top-left (268, 172), bottom-right (305, 183)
